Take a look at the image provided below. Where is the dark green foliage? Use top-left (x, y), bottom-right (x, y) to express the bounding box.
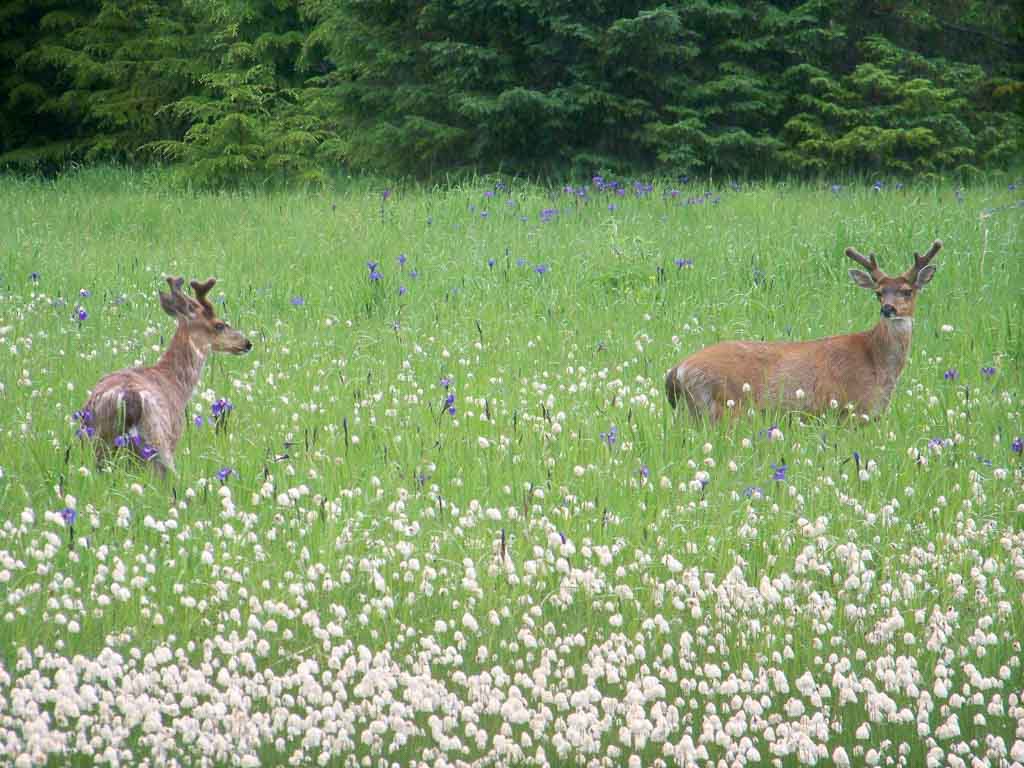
top-left (147, 0), bottom-right (324, 187)
top-left (0, 0), bottom-right (100, 170)
top-left (2, 0), bottom-right (1022, 183)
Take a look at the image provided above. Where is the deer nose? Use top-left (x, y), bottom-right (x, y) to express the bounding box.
top-left (244, 339), bottom-right (253, 351)
top-left (881, 304), bottom-right (896, 318)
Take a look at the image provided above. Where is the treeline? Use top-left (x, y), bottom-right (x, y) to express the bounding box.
top-left (1, 0), bottom-right (1021, 186)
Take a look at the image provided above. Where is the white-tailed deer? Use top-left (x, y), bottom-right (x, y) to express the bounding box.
top-left (78, 277), bottom-right (252, 475)
top-left (666, 240), bottom-right (941, 422)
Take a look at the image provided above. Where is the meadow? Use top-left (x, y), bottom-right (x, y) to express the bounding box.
top-left (0, 168), bottom-right (1022, 767)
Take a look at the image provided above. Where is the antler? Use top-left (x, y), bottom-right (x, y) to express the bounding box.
top-left (190, 278), bottom-right (217, 317)
top-left (845, 246), bottom-right (885, 282)
top-left (906, 239), bottom-right (942, 281)
top-left (165, 276), bottom-right (186, 295)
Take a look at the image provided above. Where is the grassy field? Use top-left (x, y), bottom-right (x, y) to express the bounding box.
top-left (0, 167), bottom-right (1022, 767)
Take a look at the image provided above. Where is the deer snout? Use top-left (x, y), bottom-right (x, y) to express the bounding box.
top-left (243, 339), bottom-right (253, 352)
top-left (881, 304), bottom-right (897, 318)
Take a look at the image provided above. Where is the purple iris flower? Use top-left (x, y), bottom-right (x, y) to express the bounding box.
top-left (534, 264), bottom-right (549, 275)
top-left (291, 296), bottom-right (305, 306)
top-left (600, 425), bottom-right (618, 448)
top-left (943, 369), bottom-right (959, 381)
top-left (770, 463), bottom-right (788, 482)
top-left (75, 307), bottom-right (88, 322)
top-left (216, 466), bottom-right (234, 482)
top-left (60, 507), bottom-right (77, 526)
top-left (981, 366), bottom-right (996, 378)
top-left (140, 445), bottom-right (158, 461)
top-left (211, 398), bottom-right (233, 418)
top-left (1012, 437), bottom-right (1023, 455)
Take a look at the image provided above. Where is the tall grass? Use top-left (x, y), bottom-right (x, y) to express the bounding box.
top-left (0, 168), bottom-right (1021, 766)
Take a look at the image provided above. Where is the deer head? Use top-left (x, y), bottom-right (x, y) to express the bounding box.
top-left (159, 276), bottom-right (252, 354)
top-left (846, 240), bottom-right (941, 320)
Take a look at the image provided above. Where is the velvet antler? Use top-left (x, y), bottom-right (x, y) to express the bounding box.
top-left (845, 247), bottom-right (886, 282)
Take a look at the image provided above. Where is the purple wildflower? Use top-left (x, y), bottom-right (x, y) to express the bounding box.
top-left (29, 271), bottom-right (40, 282)
top-left (140, 444), bottom-right (158, 461)
top-left (398, 285), bottom-right (407, 296)
top-left (79, 288), bottom-right (91, 298)
top-left (516, 258), bottom-right (527, 268)
top-left (74, 307), bottom-right (88, 322)
top-left (60, 507), bottom-right (76, 526)
top-left (981, 366), bottom-right (996, 378)
top-left (534, 264), bottom-right (549, 275)
top-left (397, 253), bottom-right (407, 267)
top-left (770, 462), bottom-right (788, 482)
top-left (743, 486), bottom-right (764, 499)
top-left (381, 189), bottom-right (391, 201)
top-left (487, 258), bottom-right (495, 269)
top-left (216, 466), bottom-right (234, 482)
top-left (211, 398), bottom-right (233, 418)
top-left (600, 425), bottom-right (618, 448)
top-left (194, 415), bottom-right (204, 428)
top-left (1012, 437), bottom-right (1023, 455)
top-left (113, 434), bottom-right (128, 448)
top-left (291, 296), bottom-right (305, 306)
top-left (675, 258), bottom-right (694, 269)
top-left (639, 465), bottom-right (650, 480)
top-left (73, 408), bottom-right (95, 439)
top-left (943, 369), bottom-right (959, 381)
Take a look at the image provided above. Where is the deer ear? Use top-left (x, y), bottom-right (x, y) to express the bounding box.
top-left (159, 291), bottom-right (194, 317)
top-left (848, 269), bottom-right (877, 290)
top-left (159, 291), bottom-right (178, 317)
top-left (914, 264), bottom-right (936, 289)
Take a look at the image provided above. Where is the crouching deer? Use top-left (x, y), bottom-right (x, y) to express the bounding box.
top-left (665, 240), bottom-right (941, 422)
top-left (78, 277), bottom-right (252, 476)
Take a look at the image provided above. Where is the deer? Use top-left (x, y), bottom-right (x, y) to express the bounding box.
top-left (665, 240), bottom-right (941, 422)
top-left (76, 276), bottom-right (252, 476)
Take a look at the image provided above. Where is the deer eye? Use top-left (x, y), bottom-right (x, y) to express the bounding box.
top-left (214, 322), bottom-right (227, 332)
top-left (900, 289), bottom-right (913, 298)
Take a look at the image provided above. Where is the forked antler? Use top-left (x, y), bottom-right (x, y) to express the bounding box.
top-left (166, 276), bottom-right (186, 294)
top-left (190, 278), bottom-right (217, 317)
top-left (905, 240), bottom-right (942, 282)
top-left (845, 247), bottom-right (886, 282)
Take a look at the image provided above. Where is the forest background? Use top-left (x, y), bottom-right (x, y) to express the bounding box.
top-left (1, 0), bottom-right (1021, 187)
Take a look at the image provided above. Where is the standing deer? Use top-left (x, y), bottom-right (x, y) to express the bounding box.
top-left (78, 277), bottom-right (252, 476)
top-left (665, 240), bottom-right (941, 422)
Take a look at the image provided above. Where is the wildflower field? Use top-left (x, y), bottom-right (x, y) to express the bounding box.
top-left (1, 168), bottom-right (1023, 767)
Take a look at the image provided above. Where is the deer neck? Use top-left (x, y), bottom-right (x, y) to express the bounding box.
top-left (868, 317), bottom-right (913, 383)
top-left (153, 324), bottom-right (209, 406)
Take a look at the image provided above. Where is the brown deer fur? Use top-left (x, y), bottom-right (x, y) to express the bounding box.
top-left (666, 240), bottom-right (941, 422)
top-left (80, 276), bottom-right (252, 476)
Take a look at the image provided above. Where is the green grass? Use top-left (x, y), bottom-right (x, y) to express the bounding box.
top-left (0, 167), bottom-right (1022, 766)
